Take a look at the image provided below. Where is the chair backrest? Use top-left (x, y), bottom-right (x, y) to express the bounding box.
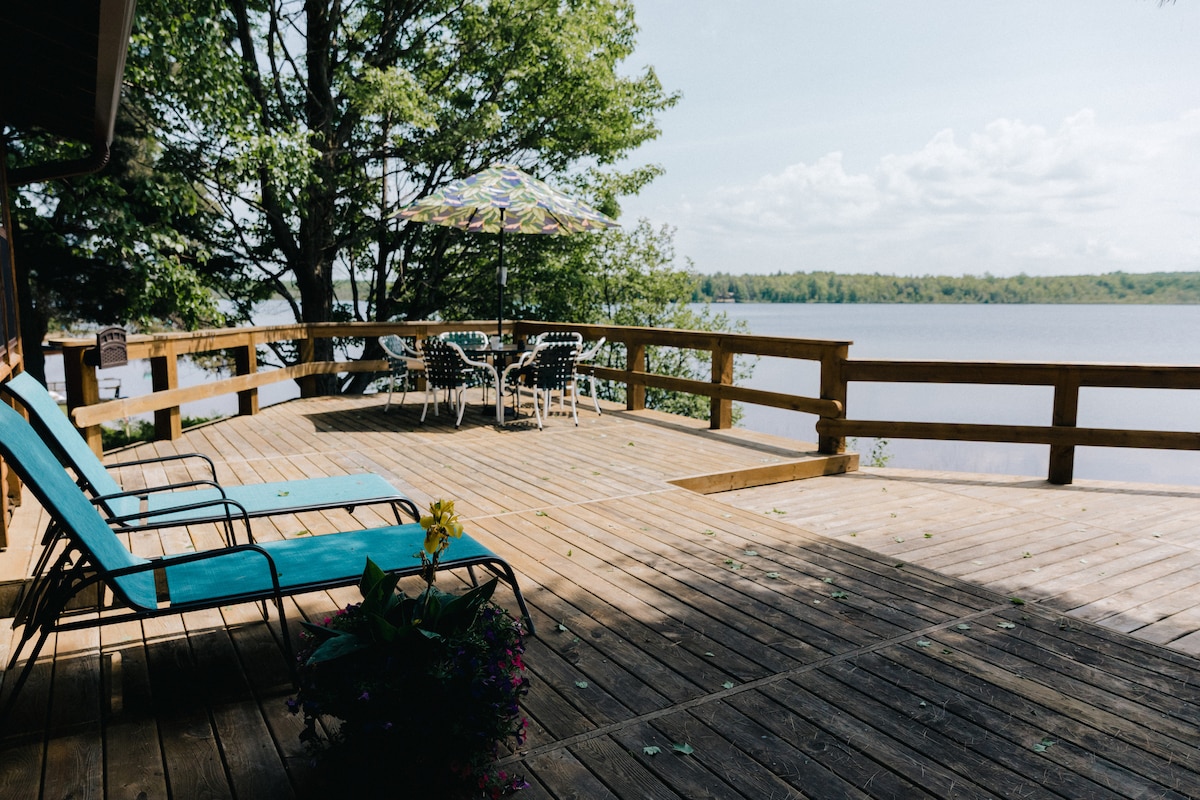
top-left (2, 372), bottom-right (125, 500)
top-left (439, 330), bottom-right (489, 350)
top-left (0, 400), bottom-right (156, 608)
top-left (378, 335), bottom-right (415, 368)
top-left (527, 342), bottom-right (578, 390)
top-left (536, 331), bottom-right (583, 348)
top-left (421, 338), bottom-right (471, 390)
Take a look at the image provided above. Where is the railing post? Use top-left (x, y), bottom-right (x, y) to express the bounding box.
top-left (62, 341), bottom-right (104, 454)
top-left (234, 339), bottom-right (259, 416)
top-left (626, 340), bottom-right (646, 411)
top-left (150, 342), bottom-right (182, 440)
top-left (711, 342), bottom-right (733, 429)
top-left (818, 343), bottom-right (849, 454)
top-left (1049, 368), bottom-right (1080, 485)
top-left (298, 330), bottom-right (318, 398)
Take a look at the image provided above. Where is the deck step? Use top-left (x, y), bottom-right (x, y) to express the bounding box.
top-left (670, 452), bottom-right (858, 493)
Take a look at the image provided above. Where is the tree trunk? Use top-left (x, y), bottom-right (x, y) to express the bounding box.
top-left (299, 0), bottom-right (340, 394)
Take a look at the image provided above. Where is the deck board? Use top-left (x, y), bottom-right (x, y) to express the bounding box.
top-left (3, 394), bottom-right (1200, 798)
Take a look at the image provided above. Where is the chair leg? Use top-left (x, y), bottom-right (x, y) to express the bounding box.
top-left (453, 386), bottom-right (467, 428)
top-left (384, 374), bottom-right (395, 412)
top-left (420, 386), bottom-right (434, 423)
top-left (589, 374), bottom-right (602, 415)
top-left (533, 388), bottom-right (545, 430)
top-left (0, 625), bottom-right (54, 724)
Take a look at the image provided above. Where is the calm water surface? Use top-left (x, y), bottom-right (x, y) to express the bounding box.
top-left (721, 304), bottom-right (1200, 485)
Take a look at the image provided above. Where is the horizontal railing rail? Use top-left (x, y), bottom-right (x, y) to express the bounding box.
top-left (51, 319), bottom-right (850, 455)
top-left (47, 319), bottom-right (1200, 485)
top-left (816, 358), bottom-right (1200, 484)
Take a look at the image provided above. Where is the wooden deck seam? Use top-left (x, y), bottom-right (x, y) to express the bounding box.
top-left (496, 601), bottom-right (1013, 770)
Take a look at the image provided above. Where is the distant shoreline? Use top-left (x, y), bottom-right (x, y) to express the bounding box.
top-left (692, 270), bottom-right (1200, 304)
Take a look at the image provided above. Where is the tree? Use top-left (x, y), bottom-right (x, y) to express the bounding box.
top-left (124, 0), bottom-right (677, 391)
top-left (549, 219), bottom-right (754, 421)
top-left (6, 102), bottom-right (226, 381)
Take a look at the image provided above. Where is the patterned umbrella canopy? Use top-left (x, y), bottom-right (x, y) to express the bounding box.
top-left (398, 164), bottom-right (618, 337)
top-left (398, 164), bottom-right (618, 235)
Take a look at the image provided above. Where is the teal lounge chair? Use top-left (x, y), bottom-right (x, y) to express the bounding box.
top-left (0, 400), bottom-right (534, 716)
top-left (2, 373), bottom-right (419, 532)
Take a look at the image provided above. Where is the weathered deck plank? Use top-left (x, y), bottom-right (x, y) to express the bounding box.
top-left (3, 395), bottom-right (1200, 799)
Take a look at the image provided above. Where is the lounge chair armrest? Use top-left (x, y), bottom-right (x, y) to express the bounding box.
top-left (92, 478), bottom-right (229, 503)
top-left (107, 451), bottom-right (219, 481)
top-left (103, 496), bottom-right (254, 545)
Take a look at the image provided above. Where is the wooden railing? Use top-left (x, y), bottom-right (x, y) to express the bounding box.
top-left (816, 359), bottom-right (1200, 485)
top-left (51, 319), bottom-right (850, 454)
top-left (54, 321), bottom-right (501, 452)
top-left (49, 320), bottom-right (1200, 485)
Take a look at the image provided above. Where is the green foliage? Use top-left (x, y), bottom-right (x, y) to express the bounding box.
top-left (516, 219), bottom-right (756, 422)
top-left (100, 415), bottom-right (221, 451)
top-left (849, 437), bottom-right (893, 468)
top-left (692, 270), bottom-right (1200, 304)
top-left (290, 559), bottom-right (529, 796)
top-left (7, 103), bottom-right (228, 381)
top-left (120, 0), bottom-right (676, 367)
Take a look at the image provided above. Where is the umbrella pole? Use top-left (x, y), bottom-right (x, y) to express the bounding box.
top-left (497, 212), bottom-right (505, 340)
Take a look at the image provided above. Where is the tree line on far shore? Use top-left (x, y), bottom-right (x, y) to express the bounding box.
top-left (691, 271), bottom-right (1200, 304)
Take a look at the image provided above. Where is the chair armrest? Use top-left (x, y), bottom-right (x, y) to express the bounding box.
top-left (99, 494), bottom-right (253, 545)
top-left (500, 353), bottom-right (533, 385)
top-left (93, 478), bottom-right (229, 503)
top-left (445, 341), bottom-right (498, 378)
top-left (107, 542), bottom-right (282, 607)
top-left (107, 451), bottom-right (219, 482)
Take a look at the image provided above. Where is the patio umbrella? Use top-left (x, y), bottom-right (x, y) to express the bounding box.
top-left (397, 164), bottom-right (618, 338)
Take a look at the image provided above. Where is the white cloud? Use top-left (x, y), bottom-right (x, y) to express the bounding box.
top-left (673, 109), bottom-right (1200, 276)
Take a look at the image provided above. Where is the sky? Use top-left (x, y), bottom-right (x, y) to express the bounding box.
top-left (618, 1), bottom-right (1200, 277)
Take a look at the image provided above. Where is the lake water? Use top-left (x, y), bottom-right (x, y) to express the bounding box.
top-left (724, 303), bottom-right (1200, 486)
top-left (45, 302), bottom-right (1200, 485)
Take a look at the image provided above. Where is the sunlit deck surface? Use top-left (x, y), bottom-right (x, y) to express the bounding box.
top-left (3, 392), bottom-right (1200, 799)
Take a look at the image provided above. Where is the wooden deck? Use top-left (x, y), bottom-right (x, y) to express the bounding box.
top-left (3, 392), bottom-right (1200, 799)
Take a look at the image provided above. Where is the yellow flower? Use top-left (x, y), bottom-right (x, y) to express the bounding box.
top-left (420, 499), bottom-right (463, 554)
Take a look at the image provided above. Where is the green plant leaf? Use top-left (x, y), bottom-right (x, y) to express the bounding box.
top-left (306, 631), bottom-right (372, 664)
top-left (672, 743), bottom-right (694, 755)
top-left (1033, 737), bottom-right (1056, 752)
top-left (643, 746), bottom-right (661, 756)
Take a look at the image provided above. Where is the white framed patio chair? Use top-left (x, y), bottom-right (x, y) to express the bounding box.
top-left (378, 335), bottom-right (423, 412)
top-left (500, 341), bottom-right (578, 430)
top-left (419, 338), bottom-right (498, 428)
top-left (439, 330), bottom-right (492, 402)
